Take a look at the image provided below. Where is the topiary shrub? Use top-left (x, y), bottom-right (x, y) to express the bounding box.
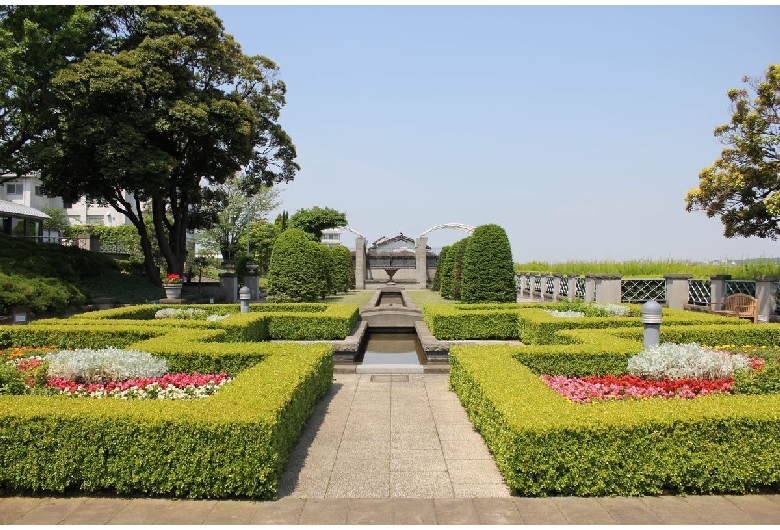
top-left (431, 245), bottom-right (449, 292)
top-left (311, 242), bottom-right (331, 299)
top-left (461, 224), bottom-right (516, 303)
top-left (439, 245), bottom-right (456, 299)
top-left (267, 228), bottom-right (325, 302)
top-left (450, 237), bottom-right (470, 301)
top-left (329, 245), bottom-right (354, 294)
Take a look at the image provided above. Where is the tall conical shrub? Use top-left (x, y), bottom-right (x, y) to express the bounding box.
top-left (461, 224), bottom-right (516, 303)
top-left (267, 228), bottom-right (324, 302)
top-left (432, 245), bottom-right (449, 292)
top-left (329, 245), bottom-right (354, 294)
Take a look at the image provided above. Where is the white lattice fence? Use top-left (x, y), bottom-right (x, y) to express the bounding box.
top-left (621, 279), bottom-right (665, 303)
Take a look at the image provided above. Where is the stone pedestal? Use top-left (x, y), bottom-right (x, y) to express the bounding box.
top-left (355, 237), bottom-right (366, 290)
top-left (710, 275), bottom-right (731, 310)
top-left (244, 273), bottom-right (259, 300)
top-left (592, 274), bottom-right (622, 304)
top-left (664, 274), bottom-right (693, 310)
top-left (755, 276), bottom-right (779, 322)
top-left (415, 237), bottom-right (428, 289)
top-left (220, 273), bottom-right (238, 303)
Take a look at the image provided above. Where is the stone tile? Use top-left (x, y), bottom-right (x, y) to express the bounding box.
top-left (279, 473), bottom-right (329, 498)
top-left (436, 423), bottom-right (484, 441)
top-left (298, 498), bottom-right (350, 524)
top-left (725, 495), bottom-right (780, 524)
top-left (251, 498), bottom-right (305, 524)
top-left (447, 459), bottom-right (507, 484)
top-left (201, 499), bottom-right (260, 525)
top-left (326, 467), bottom-right (391, 498)
top-left (13, 497), bottom-right (86, 525)
top-left (391, 421), bottom-right (439, 436)
top-left (552, 497), bottom-right (616, 524)
top-left (441, 439), bottom-right (493, 460)
top-left (639, 496), bottom-right (711, 525)
top-left (393, 498), bottom-right (438, 524)
top-left (683, 495), bottom-right (758, 524)
top-left (155, 499), bottom-right (218, 524)
top-left (391, 471), bottom-right (454, 498)
top-left (453, 483), bottom-right (512, 498)
top-left (391, 431), bottom-right (442, 450)
top-left (336, 440), bottom-right (390, 459)
top-left (346, 498), bottom-right (395, 524)
top-left (0, 496), bottom-right (46, 524)
top-left (434, 498), bottom-right (481, 524)
top-left (391, 449), bottom-right (447, 472)
top-left (597, 496), bottom-right (663, 524)
top-left (432, 408), bottom-right (472, 424)
top-left (473, 497), bottom-right (524, 524)
top-left (107, 498), bottom-right (174, 525)
top-left (513, 497), bottom-right (568, 524)
top-left (61, 497), bottom-right (130, 524)
top-left (332, 454), bottom-right (390, 473)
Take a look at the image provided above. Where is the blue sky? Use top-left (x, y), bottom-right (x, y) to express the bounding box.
top-left (212, 5), bottom-right (780, 263)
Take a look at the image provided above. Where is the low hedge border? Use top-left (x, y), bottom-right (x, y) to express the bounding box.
top-left (422, 303), bottom-right (748, 343)
top-left (0, 338), bottom-right (333, 499)
top-left (450, 344), bottom-right (780, 496)
top-left (68, 304), bottom-right (359, 341)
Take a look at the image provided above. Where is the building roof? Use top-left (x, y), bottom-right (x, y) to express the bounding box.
top-left (0, 199), bottom-right (50, 220)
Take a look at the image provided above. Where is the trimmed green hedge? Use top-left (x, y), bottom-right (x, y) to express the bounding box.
top-left (0, 335), bottom-right (333, 499)
top-left (65, 303), bottom-right (358, 341)
top-left (422, 303), bottom-right (749, 343)
top-left (450, 343), bottom-right (780, 496)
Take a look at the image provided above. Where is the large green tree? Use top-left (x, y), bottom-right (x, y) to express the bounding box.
top-left (686, 64), bottom-right (780, 239)
top-left (2, 6), bottom-right (298, 284)
top-left (288, 206), bottom-right (347, 241)
top-left (0, 6), bottom-right (105, 179)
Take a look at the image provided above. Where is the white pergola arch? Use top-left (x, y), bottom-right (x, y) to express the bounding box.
top-left (418, 223), bottom-right (476, 238)
top-left (337, 226), bottom-right (365, 239)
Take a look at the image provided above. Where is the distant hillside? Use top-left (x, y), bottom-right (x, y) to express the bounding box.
top-left (0, 235), bottom-right (163, 315)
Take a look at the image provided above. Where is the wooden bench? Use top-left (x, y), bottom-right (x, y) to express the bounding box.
top-left (710, 293), bottom-right (758, 323)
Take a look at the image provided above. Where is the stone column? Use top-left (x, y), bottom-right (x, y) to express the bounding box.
top-left (593, 274), bottom-right (622, 304)
top-left (664, 274), bottom-right (693, 310)
top-left (567, 275), bottom-right (578, 302)
top-left (710, 275), bottom-right (731, 310)
top-left (584, 274), bottom-right (596, 303)
top-left (415, 237), bottom-right (428, 289)
top-left (755, 276), bottom-right (779, 322)
top-left (552, 274), bottom-right (562, 302)
top-left (220, 272), bottom-right (238, 303)
top-left (354, 237), bottom-right (366, 290)
top-left (244, 272), bottom-right (259, 300)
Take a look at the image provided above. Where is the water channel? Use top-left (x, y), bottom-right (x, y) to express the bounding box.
top-left (356, 328), bottom-right (427, 366)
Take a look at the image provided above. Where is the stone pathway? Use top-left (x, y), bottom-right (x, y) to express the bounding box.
top-left (278, 373), bottom-right (510, 498)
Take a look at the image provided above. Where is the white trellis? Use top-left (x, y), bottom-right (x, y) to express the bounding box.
top-left (418, 223), bottom-right (476, 238)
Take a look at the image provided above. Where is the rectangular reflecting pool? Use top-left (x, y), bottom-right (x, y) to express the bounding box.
top-left (357, 329), bottom-right (426, 365)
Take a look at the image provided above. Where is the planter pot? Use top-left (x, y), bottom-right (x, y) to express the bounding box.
top-left (163, 284), bottom-right (182, 299)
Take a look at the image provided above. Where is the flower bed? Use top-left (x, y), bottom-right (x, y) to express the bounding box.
top-left (540, 343), bottom-right (767, 403)
top-left (2, 346), bottom-right (232, 400)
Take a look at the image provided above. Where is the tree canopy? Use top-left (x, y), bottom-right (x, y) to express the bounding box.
top-left (0, 6), bottom-right (298, 284)
top-left (288, 206), bottom-right (347, 241)
top-left (686, 64), bottom-right (780, 239)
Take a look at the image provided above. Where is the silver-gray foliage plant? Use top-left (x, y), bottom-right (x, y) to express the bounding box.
top-left (593, 303), bottom-right (630, 317)
top-left (627, 342), bottom-right (751, 380)
top-left (155, 308), bottom-right (208, 320)
top-left (544, 310), bottom-right (586, 318)
top-left (45, 347), bottom-right (169, 384)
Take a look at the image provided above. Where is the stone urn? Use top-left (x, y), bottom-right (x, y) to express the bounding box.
top-left (163, 284), bottom-right (182, 300)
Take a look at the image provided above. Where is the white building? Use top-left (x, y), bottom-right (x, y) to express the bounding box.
top-left (321, 227), bottom-right (343, 248)
top-left (1, 173), bottom-right (135, 227)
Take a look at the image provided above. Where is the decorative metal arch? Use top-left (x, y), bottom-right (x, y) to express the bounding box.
top-left (418, 223), bottom-right (476, 238)
top-left (336, 226), bottom-right (366, 239)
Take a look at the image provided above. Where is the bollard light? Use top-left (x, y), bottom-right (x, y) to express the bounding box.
top-left (641, 300), bottom-right (662, 349)
top-left (239, 286), bottom-right (251, 313)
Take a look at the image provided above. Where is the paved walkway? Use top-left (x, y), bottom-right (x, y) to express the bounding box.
top-left (2, 373), bottom-right (780, 524)
top-left (278, 373), bottom-right (509, 498)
